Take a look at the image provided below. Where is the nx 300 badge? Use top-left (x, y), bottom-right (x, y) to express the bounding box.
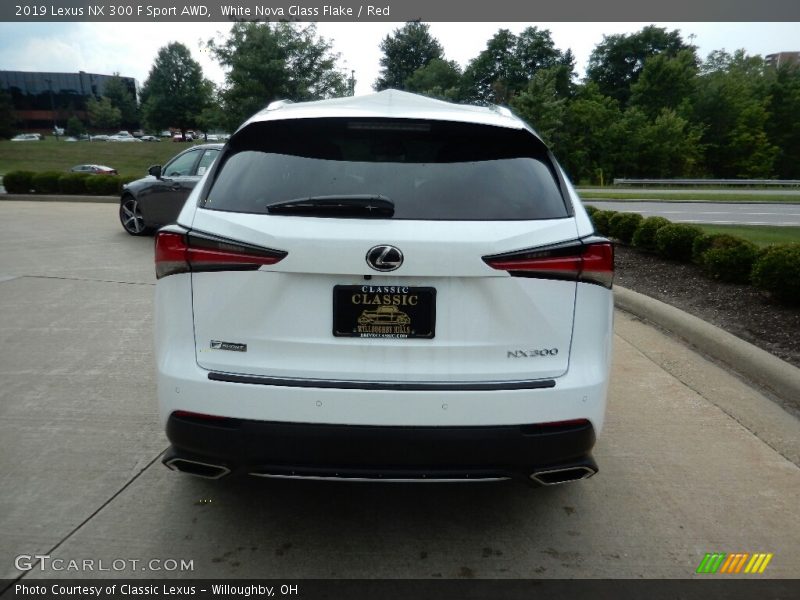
top-left (507, 348), bottom-right (559, 358)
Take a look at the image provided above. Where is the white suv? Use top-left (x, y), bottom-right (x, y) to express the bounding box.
top-left (154, 90), bottom-right (613, 486)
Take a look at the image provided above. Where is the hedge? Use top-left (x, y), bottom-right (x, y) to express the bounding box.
top-left (2, 170), bottom-right (35, 193)
top-left (591, 210), bottom-right (617, 237)
top-left (2, 169), bottom-right (133, 195)
top-left (632, 216), bottom-right (671, 252)
top-left (655, 223), bottom-right (704, 262)
top-left (58, 173), bottom-right (91, 194)
top-left (699, 235), bottom-right (758, 283)
top-left (85, 174), bottom-right (122, 195)
top-left (609, 212), bottom-right (644, 244)
top-left (31, 171), bottom-right (63, 194)
top-left (751, 244), bottom-right (800, 305)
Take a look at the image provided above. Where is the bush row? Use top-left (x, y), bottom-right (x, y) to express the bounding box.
top-left (585, 204), bottom-right (799, 305)
top-left (3, 170), bottom-right (138, 196)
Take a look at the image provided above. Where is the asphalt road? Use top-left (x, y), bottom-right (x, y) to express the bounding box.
top-left (1, 201), bottom-right (799, 582)
top-left (585, 201), bottom-right (800, 226)
top-left (580, 187), bottom-right (800, 196)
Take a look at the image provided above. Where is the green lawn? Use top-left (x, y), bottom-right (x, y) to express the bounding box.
top-left (696, 224), bottom-right (800, 247)
top-left (0, 137), bottom-right (205, 178)
top-left (580, 191), bottom-right (800, 203)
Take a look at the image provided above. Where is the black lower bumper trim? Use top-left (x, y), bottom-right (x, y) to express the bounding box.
top-left (165, 414), bottom-right (596, 481)
top-left (207, 371), bottom-right (556, 391)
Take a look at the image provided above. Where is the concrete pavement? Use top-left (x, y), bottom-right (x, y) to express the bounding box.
top-left (1, 201), bottom-right (799, 581)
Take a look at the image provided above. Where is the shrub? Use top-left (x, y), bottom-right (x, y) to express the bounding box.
top-left (31, 171), bottom-right (63, 194)
top-left (2, 170), bottom-right (35, 193)
top-left (632, 216), bottom-right (671, 252)
top-left (751, 243), bottom-right (800, 305)
top-left (85, 175), bottom-right (121, 195)
top-left (591, 210), bottom-right (617, 237)
top-left (608, 212), bottom-right (644, 244)
top-left (701, 236), bottom-right (758, 283)
top-left (58, 173), bottom-right (90, 194)
top-left (655, 223), bottom-right (703, 262)
top-left (584, 205), bottom-right (599, 218)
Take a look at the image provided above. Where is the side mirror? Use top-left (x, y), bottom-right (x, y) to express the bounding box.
top-left (148, 165), bottom-right (162, 179)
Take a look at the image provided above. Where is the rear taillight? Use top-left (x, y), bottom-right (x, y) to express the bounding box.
top-left (155, 231), bottom-right (287, 279)
top-left (483, 240), bottom-right (614, 288)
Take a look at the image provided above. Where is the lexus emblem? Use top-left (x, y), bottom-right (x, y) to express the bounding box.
top-left (366, 245), bottom-right (403, 272)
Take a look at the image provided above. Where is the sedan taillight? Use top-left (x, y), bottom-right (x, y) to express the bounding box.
top-left (483, 240), bottom-right (614, 288)
top-left (155, 231), bottom-right (287, 279)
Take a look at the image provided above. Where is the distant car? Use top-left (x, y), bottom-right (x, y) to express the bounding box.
top-left (11, 133), bottom-right (42, 141)
top-left (172, 133), bottom-right (193, 142)
top-left (70, 164), bottom-right (118, 175)
top-left (140, 135), bottom-right (161, 142)
top-left (132, 130), bottom-right (145, 138)
top-left (119, 143), bottom-right (222, 235)
top-left (205, 134), bottom-right (219, 142)
top-left (108, 133), bottom-right (141, 142)
top-left (90, 135), bottom-right (109, 141)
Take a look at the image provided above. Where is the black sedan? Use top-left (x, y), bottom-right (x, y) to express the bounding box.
top-left (119, 144), bottom-right (222, 235)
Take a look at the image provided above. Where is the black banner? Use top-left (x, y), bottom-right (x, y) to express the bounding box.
top-left (3, 579), bottom-right (800, 600)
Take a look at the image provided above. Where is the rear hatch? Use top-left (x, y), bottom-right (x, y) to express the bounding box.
top-left (187, 118), bottom-right (582, 383)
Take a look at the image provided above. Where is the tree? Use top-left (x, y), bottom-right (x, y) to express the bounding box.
top-left (374, 21), bottom-right (444, 91)
top-left (692, 50), bottom-right (777, 178)
top-left (460, 29), bottom-right (521, 104)
top-left (87, 96), bottom-right (121, 130)
top-left (65, 116), bottom-right (86, 137)
top-left (619, 108), bottom-right (704, 178)
top-left (765, 64), bottom-right (800, 178)
top-left (404, 58), bottom-right (462, 100)
top-left (208, 22), bottom-right (348, 130)
top-left (510, 67), bottom-right (567, 147)
top-left (587, 26), bottom-right (696, 107)
top-left (556, 83), bottom-right (624, 183)
top-left (103, 73), bottom-right (139, 129)
top-left (460, 27), bottom-right (572, 105)
top-left (0, 90), bottom-right (15, 139)
top-left (629, 50), bottom-right (698, 119)
top-left (140, 42), bottom-right (213, 138)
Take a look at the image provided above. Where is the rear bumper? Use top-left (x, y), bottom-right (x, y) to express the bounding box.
top-left (164, 412), bottom-right (597, 482)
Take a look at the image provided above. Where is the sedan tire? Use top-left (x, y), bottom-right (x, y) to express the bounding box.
top-left (120, 195), bottom-right (151, 236)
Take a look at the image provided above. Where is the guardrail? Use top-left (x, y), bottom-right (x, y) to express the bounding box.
top-left (613, 178), bottom-right (800, 187)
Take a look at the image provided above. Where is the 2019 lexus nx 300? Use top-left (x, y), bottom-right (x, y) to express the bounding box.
top-left (154, 90), bottom-right (614, 486)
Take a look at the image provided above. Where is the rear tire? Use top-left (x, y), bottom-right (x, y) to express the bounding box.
top-left (120, 195), bottom-right (151, 236)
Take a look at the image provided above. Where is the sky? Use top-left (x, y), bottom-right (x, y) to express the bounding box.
top-left (0, 22), bottom-right (798, 97)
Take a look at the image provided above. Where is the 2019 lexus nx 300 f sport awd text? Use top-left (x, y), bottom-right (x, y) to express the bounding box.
top-left (154, 90), bottom-right (614, 487)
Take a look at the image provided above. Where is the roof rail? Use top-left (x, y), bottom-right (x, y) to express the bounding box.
top-left (489, 104), bottom-right (515, 119)
top-left (266, 99), bottom-right (293, 111)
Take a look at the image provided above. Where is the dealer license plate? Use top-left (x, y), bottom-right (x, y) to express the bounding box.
top-left (333, 285), bottom-right (436, 339)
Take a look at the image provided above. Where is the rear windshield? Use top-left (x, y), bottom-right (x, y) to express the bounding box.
top-left (204, 118), bottom-right (568, 220)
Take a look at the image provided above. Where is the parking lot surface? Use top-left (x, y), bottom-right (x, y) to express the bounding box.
top-left (1, 201), bottom-right (799, 581)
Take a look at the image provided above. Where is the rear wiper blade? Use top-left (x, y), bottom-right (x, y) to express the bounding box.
top-left (266, 195), bottom-right (394, 217)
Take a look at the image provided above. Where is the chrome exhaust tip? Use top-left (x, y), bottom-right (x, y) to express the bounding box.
top-left (529, 465), bottom-right (596, 486)
top-left (164, 457), bottom-right (230, 480)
